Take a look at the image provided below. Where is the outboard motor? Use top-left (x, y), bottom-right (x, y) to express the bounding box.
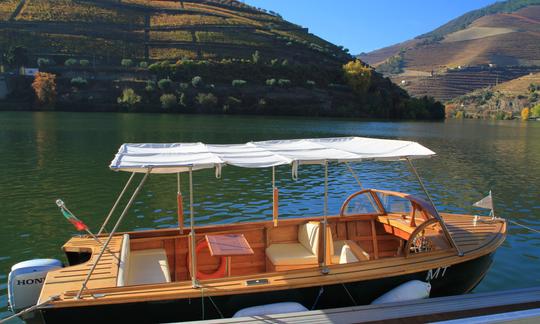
top-left (8, 259), bottom-right (62, 314)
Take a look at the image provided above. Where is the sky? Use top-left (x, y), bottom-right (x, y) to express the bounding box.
top-left (243, 0), bottom-right (498, 54)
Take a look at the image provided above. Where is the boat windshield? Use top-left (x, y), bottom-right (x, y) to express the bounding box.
top-left (341, 191), bottom-right (381, 216)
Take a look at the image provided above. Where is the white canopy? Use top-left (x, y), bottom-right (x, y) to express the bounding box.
top-left (109, 137), bottom-right (436, 174)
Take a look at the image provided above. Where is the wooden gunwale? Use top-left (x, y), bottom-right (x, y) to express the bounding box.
top-left (39, 214), bottom-right (505, 308)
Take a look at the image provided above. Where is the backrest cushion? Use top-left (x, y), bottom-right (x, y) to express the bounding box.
top-left (339, 245), bottom-right (359, 264)
top-left (117, 234), bottom-right (130, 287)
top-left (298, 222), bottom-right (320, 256)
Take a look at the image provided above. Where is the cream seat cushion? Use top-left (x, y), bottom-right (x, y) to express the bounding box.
top-left (328, 230), bottom-right (370, 265)
top-left (266, 243), bottom-right (318, 266)
top-left (266, 222), bottom-right (320, 266)
top-left (127, 249), bottom-right (171, 286)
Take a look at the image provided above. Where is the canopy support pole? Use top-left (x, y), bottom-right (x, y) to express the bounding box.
top-left (98, 172), bottom-right (136, 235)
top-left (177, 173), bottom-right (184, 233)
top-left (321, 161), bottom-right (329, 274)
top-left (406, 159), bottom-right (463, 256)
top-left (272, 166), bottom-right (279, 227)
top-left (76, 169), bottom-right (151, 299)
top-left (189, 167), bottom-right (199, 288)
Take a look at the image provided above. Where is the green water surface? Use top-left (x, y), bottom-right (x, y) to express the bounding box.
top-left (0, 112), bottom-right (539, 319)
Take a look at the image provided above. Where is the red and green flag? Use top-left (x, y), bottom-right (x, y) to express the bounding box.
top-left (57, 199), bottom-right (88, 232)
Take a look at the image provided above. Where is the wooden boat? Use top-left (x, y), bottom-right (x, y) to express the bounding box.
top-left (7, 138), bottom-right (506, 323)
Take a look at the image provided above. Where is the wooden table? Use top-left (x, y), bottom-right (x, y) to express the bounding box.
top-left (205, 234), bottom-right (254, 277)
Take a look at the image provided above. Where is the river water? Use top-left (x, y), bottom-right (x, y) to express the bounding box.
top-left (0, 112), bottom-right (539, 319)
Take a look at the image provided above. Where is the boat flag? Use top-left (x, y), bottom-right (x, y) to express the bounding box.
top-left (473, 191), bottom-right (493, 210)
top-left (56, 199), bottom-right (89, 231)
top-left (473, 191), bottom-right (495, 218)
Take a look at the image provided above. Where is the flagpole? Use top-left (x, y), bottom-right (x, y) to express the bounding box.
top-left (489, 191), bottom-right (496, 220)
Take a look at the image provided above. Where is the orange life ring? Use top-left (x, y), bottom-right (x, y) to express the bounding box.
top-left (187, 240), bottom-right (227, 280)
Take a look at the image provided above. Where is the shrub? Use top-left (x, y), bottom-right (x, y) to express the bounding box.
top-left (117, 88), bottom-right (141, 110)
top-left (158, 78), bottom-right (173, 91)
top-left (281, 59), bottom-right (288, 67)
top-left (79, 59), bottom-right (90, 67)
top-left (306, 80), bottom-right (316, 88)
top-left (64, 58), bottom-right (78, 67)
top-left (223, 96), bottom-right (242, 112)
top-left (145, 80), bottom-right (156, 92)
top-left (196, 93), bottom-right (218, 109)
top-left (278, 79), bottom-right (291, 88)
top-left (266, 79), bottom-right (277, 87)
top-left (139, 61), bottom-right (148, 68)
top-left (521, 107), bottom-right (530, 120)
top-left (160, 94), bottom-right (177, 110)
top-left (37, 58), bottom-right (52, 67)
top-left (32, 72), bottom-right (56, 108)
top-left (232, 80), bottom-right (247, 87)
top-left (192, 76), bottom-right (203, 88)
top-left (179, 83), bottom-right (189, 90)
top-left (70, 77), bottom-right (88, 89)
top-left (455, 111), bottom-right (464, 119)
top-left (121, 59), bottom-right (133, 68)
top-left (179, 92), bottom-right (188, 107)
top-left (270, 59), bottom-right (279, 67)
top-left (252, 50), bottom-right (260, 64)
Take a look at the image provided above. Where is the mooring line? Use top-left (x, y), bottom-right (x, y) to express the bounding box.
top-left (508, 219), bottom-right (540, 235)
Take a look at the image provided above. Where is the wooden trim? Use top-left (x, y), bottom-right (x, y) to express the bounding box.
top-left (370, 220), bottom-right (379, 260)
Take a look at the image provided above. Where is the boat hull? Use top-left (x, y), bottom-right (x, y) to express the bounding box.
top-left (37, 252), bottom-right (494, 323)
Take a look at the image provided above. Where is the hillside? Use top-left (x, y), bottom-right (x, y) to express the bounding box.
top-left (0, 0), bottom-right (349, 63)
top-left (358, 0), bottom-right (540, 104)
top-left (0, 0), bottom-right (444, 119)
top-left (446, 72), bottom-right (540, 119)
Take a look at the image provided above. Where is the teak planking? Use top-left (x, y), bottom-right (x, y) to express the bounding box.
top-left (37, 212), bottom-right (505, 308)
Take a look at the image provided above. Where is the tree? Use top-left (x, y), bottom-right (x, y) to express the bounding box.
top-left (64, 58), bottom-right (78, 67)
top-left (145, 80), bottom-right (156, 92)
top-left (232, 80), bottom-right (247, 87)
top-left (521, 107), bottom-right (530, 120)
top-left (70, 77), bottom-right (88, 89)
top-left (121, 59), bottom-right (133, 68)
top-left (252, 50), bottom-right (260, 64)
top-left (196, 93), bottom-right (218, 110)
top-left (192, 76), bottom-right (203, 88)
top-left (158, 78), bottom-right (172, 91)
top-left (117, 88), bottom-right (141, 110)
top-left (37, 58), bottom-right (52, 68)
top-left (32, 72), bottom-right (56, 108)
top-left (343, 60), bottom-right (372, 94)
top-left (531, 103), bottom-right (540, 117)
top-left (79, 59), bottom-right (90, 67)
top-left (278, 79), bottom-right (291, 88)
top-left (6, 46), bottom-right (29, 68)
top-left (160, 94), bottom-right (177, 110)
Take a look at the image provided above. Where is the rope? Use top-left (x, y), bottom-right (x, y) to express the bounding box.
top-left (311, 286), bottom-right (324, 310)
top-left (508, 219), bottom-right (540, 234)
top-left (341, 283), bottom-right (357, 306)
top-left (0, 295), bottom-right (60, 323)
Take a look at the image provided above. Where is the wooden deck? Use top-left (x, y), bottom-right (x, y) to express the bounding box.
top-left (38, 235), bottom-right (124, 303)
top-left (441, 214), bottom-right (506, 254)
top-left (180, 286), bottom-right (540, 324)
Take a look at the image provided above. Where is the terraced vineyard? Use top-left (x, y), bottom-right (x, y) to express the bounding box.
top-left (0, 0), bottom-right (347, 64)
top-left (395, 66), bottom-right (540, 102)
